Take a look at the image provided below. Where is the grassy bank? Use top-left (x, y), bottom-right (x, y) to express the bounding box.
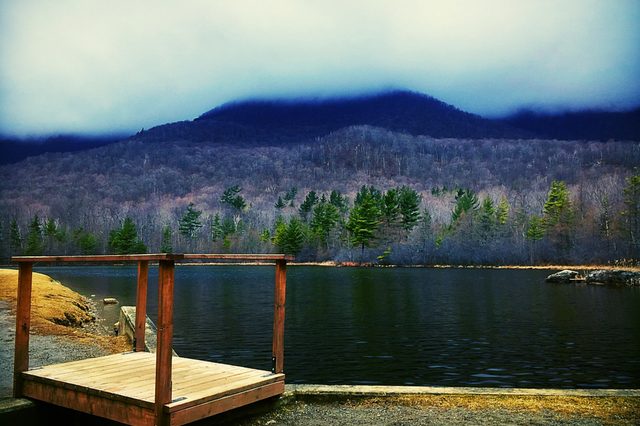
top-left (0, 269), bottom-right (129, 353)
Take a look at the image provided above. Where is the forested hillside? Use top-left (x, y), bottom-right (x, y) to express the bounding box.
top-left (1, 125), bottom-right (638, 264)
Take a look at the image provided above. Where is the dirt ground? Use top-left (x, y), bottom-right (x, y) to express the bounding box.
top-left (0, 269), bottom-right (130, 397)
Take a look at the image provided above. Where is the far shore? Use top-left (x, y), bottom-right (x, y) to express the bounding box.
top-left (1, 260), bottom-right (638, 272)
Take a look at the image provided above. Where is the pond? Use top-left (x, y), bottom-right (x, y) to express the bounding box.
top-left (38, 265), bottom-right (640, 389)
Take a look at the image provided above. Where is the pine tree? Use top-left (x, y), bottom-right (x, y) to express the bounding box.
top-left (346, 186), bottom-right (382, 257)
top-left (160, 225), bottom-right (173, 253)
top-left (542, 180), bottom-right (574, 253)
top-left (310, 195), bottom-right (340, 247)
top-left (398, 186), bottom-right (421, 232)
top-left (478, 197), bottom-right (496, 241)
top-left (9, 218), bottom-right (22, 256)
top-left (109, 217), bottom-right (147, 254)
top-left (622, 174), bottom-right (640, 257)
top-left (283, 186), bottom-right (298, 207)
top-left (495, 196), bottom-right (510, 225)
top-left (451, 189), bottom-right (479, 224)
top-left (526, 215), bottom-right (545, 264)
top-left (299, 191), bottom-right (318, 221)
top-left (273, 217), bottom-right (306, 255)
top-left (382, 188), bottom-right (400, 226)
top-left (179, 203), bottom-right (203, 239)
top-left (25, 215), bottom-right (43, 255)
top-left (329, 190), bottom-right (349, 215)
top-left (73, 228), bottom-right (98, 254)
top-left (43, 218), bottom-right (59, 253)
top-left (274, 196), bottom-right (286, 210)
top-left (210, 213), bottom-right (224, 242)
top-left (221, 186), bottom-right (247, 211)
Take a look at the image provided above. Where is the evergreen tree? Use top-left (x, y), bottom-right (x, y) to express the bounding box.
top-left (221, 185), bottom-right (247, 211)
top-left (542, 180), bottom-right (574, 253)
top-left (160, 225), bottom-right (173, 253)
top-left (398, 186), bottom-right (421, 232)
top-left (9, 218), bottom-right (22, 255)
top-left (73, 228), bottom-right (98, 254)
top-left (451, 189), bottom-right (479, 224)
top-left (495, 196), bottom-right (510, 225)
top-left (210, 213), bottom-right (224, 242)
top-left (526, 215), bottom-right (545, 264)
top-left (299, 191), bottom-right (318, 221)
top-left (381, 188), bottom-right (400, 226)
top-left (274, 196), bottom-right (286, 210)
top-left (283, 186), bottom-right (298, 207)
top-left (179, 203), bottom-right (203, 239)
top-left (310, 195), bottom-right (340, 247)
top-left (329, 190), bottom-right (349, 215)
top-left (273, 217), bottom-right (306, 255)
top-left (109, 217), bottom-right (147, 254)
top-left (346, 186), bottom-right (382, 257)
top-left (43, 218), bottom-right (59, 253)
top-left (622, 174), bottom-right (640, 257)
top-left (478, 197), bottom-right (496, 241)
top-left (25, 215), bottom-right (43, 256)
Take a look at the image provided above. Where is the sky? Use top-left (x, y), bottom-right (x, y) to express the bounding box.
top-left (1, 0), bottom-right (639, 137)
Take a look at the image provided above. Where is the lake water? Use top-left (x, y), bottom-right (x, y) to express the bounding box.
top-left (38, 265), bottom-right (640, 389)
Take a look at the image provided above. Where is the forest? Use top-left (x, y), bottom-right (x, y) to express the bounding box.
top-left (1, 125), bottom-right (639, 265)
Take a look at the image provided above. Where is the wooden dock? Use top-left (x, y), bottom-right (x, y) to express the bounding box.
top-left (11, 253), bottom-right (292, 426)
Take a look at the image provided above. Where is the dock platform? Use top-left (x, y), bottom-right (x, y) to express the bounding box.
top-left (21, 352), bottom-right (284, 425)
top-left (11, 253), bottom-right (292, 425)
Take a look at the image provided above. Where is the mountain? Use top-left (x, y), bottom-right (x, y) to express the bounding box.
top-left (133, 90), bottom-right (530, 144)
top-left (502, 108), bottom-right (640, 141)
top-left (2, 91), bottom-right (638, 166)
top-left (0, 134), bottom-right (128, 165)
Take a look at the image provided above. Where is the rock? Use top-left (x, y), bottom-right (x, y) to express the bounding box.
top-left (103, 297), bottom-right (118, 305)
top-left (545, 270), bottom-right (580, 283)
top-left (586, 270), bottom-right (640, 286)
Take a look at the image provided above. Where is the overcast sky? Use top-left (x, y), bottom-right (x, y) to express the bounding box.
top-left (1, 0), bottom-right (639, 136)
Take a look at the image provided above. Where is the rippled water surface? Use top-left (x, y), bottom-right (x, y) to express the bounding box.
top-left (40, 266), bottom-right (640, 389)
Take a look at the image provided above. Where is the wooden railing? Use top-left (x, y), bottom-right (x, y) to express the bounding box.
top-left (11, 253), bottom-right (292, 421)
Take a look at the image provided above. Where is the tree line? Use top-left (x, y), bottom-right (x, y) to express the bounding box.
top-left (3, 174), bottom-right (639, 265)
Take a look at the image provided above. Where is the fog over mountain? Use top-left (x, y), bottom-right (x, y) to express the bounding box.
top-left (2, 90), bottom-right (638, 165)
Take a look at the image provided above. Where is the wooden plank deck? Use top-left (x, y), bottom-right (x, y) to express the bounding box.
top-left (12, 254), bottom-right (289, 425)
top-left (21, 352), bottom-right (285, 425)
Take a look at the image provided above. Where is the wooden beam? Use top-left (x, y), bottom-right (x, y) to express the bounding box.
top-left (182, 253), bottom-right (294, 261)
top-left (272, 259), bottom-right (287, 374)
top-left (11, 254), bottom-right (184, 263)
top-left (13, 262), bottom-right (33, 397)
top-left (135, 260), bottom-right (149, 352)
top-left (22, 380), bottom-right (155, 426)
top-left (168, 381), bottom-right (285, 426)
top-left (155, 260), bottom-right (175, 425)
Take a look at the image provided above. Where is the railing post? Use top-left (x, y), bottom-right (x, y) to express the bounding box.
top-left (155, 259), bottom-right (174, 425)
top-left (272, 259), bottom-right (287, 374)
top-left (135, 260), bottom-right (149, 352)
top-left (13, 262), bottom-right (33, 397)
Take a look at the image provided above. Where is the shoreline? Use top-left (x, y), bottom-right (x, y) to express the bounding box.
top-left (2, 260), bottom-right (637, 271)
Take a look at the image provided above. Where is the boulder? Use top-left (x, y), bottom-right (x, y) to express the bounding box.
top-left (545, 270), bottom-right (580, 283)
top-left (103, 297), bottom-right (118, 304)
top-left (586, 270), bottom-right (640, 286)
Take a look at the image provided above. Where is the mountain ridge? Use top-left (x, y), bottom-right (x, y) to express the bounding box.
top-left (2, 90), bottom-right (639, 165)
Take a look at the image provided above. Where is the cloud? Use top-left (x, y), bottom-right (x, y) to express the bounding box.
top-left (1, 0), bottom-right (639, 135)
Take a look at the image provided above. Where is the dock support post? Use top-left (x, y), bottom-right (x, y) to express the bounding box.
top-left (272, 259), bottom-right (287, 374)
top-left (13, 262), bottom-right (33, 397)
top-left (135, 260), bottom-right (149, 352)
top-left (155, 259), bottom-right (174, 425)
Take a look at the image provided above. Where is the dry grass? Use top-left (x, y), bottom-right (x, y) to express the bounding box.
top-left (0, 269), bottom-right (130, 353)
top-left (352, 394), bottom-right (640, 423)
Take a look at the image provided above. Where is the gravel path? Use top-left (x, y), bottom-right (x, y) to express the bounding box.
top-left (0, 301), bottom-right (110, 398)
top-left (228, 397), bottom-right (635, 426)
